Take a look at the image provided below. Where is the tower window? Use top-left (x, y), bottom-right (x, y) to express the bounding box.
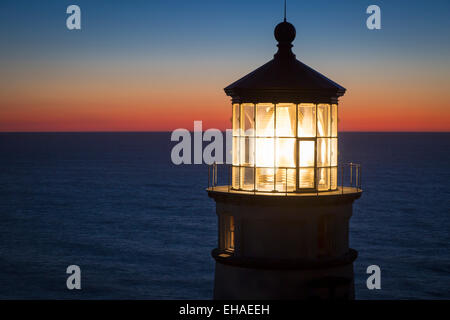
top-left (221, 215), bottom-right (235, 252)
top-left (318, 215), bottom-right (334, 257)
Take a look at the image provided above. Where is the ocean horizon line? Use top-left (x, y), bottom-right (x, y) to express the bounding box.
top-left (0, 131), bottom-right (449, 134)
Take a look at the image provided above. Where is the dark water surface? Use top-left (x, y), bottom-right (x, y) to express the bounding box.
top-left (0, 132), bottom-right (449, 299)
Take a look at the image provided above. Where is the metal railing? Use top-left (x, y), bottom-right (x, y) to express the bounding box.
top-left (208, 162), bottom-right (232, 192)
top-left (340, 162), bottom-right (362, 194)
top-left (208, 162), bottom-right (362, 194)
top-left (208, 162), bottom-right (218, 190)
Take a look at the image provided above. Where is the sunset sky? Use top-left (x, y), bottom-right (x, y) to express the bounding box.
top-left (0, 0), bottom-right (449, 132)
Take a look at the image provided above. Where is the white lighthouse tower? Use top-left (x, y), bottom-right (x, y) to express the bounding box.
top-left (207, 18), bottom-right (362, 299)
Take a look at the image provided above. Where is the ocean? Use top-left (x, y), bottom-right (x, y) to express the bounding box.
top-left (0, 132), bottom-right (448, 299)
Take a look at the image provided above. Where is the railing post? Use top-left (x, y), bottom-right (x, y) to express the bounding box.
top-left (228, 165), bottom-right (231, 192)
top-left (212, 162), bottom-right (215, 190)
top-left (359, 165), bottom-right (362, 191)
top-left (349, 163), bottom-right (353, 188)
top-left (214, 162), bottom-right (217, 190)
top-left (214, 162), bottom-right (217, 187)
top-left (341, 165), bottom-right (344, 194)
top-left (285, 167), bottom-right (288, 195)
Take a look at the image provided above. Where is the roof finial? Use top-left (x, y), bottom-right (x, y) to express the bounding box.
top-left (284, 0), bottom-right (287, 22)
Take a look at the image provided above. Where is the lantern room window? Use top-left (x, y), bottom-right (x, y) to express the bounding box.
top-left (232, 103), bottom-right (338, 192)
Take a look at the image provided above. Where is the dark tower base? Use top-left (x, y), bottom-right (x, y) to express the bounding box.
top-left (208, 186), bottom-right (361, 300)
top-left (213, 249), bottom-right (357, 300)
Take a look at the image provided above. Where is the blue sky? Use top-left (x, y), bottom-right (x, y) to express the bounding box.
top-left (0, 0), bottom-right (449, 131)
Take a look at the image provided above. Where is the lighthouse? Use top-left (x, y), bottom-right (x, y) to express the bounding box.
top-left (207, 17), bottom-right (362, 299)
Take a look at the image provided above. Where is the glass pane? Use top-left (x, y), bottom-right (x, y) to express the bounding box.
top-left (331, 138), bottom-right (338, 166)
top-left (275, 168), bottom-right (296, 192)
top-left (232, 166), bottom-right (240, 189)
top-left (240, 167), bottom-right (254, 191)
top-left (330, 167), bottom-right (337, 190)
top-left (256, 168), bottom-right (275, 192)
top-left (232, 136), bottom-right (239, 165)
top-left (256, 103), bottom-right (274, 137)
top-left (276, 138), bottom-right (295, 168)
top-left (240, 137), bottom-right (254, 166)
top-left (298, 104), bottom-right (316, 137)
top-left (233, 104), bottom-right (240, 136)
top-left (299, 140), bottom-right (315, 167)
top-left (317, 104), bottom-right (330, 137)
top-left (276, 103), bottom-right (296, 137)
top-left (241, 103), bottom-right (254, 136)
top-left (299, 168), bottom-right (314, 189)
top-left (317, 138), bottom-right (330, 167)
top-left (331, 104), bottom-right (338, 137)
top-left (317, 167), bottom-right (330, 191)
top-left (255, 138), bottom-right (274, 167)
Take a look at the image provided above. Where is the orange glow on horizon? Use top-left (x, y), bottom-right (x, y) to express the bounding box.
top-left (1, 97), bottom-right (449, 132)
top-left (1, 61), bottom-right (449, 132)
